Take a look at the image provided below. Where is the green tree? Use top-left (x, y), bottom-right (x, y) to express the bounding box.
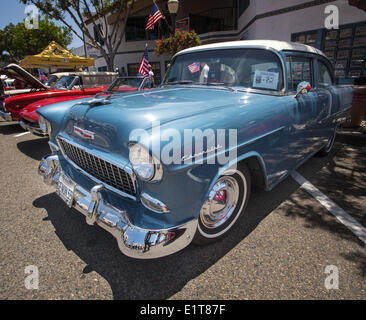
top-left (20, 0), bottom-right (136, 71)
top-left (0, 18), bottom-right (72, 64)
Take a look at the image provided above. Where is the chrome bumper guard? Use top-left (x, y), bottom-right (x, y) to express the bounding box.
top-left (19, 121), bottom-right (46, 136)
top-left (0, 110), bottom-right (12, 121)
top-left (38, 154), bottom-right (197, 259)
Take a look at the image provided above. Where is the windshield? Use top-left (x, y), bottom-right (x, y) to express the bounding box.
top-left (105, 77), bottom-right (146, 93)
top-left (53, 75), bottom-right (78, 90)
top-left (164, 48), bottom-right (284, 92)
top-left (45, 75), bottom-right (59, 87)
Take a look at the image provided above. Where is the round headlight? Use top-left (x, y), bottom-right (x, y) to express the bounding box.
top-left (129, 143), bottom-right (162, 182)
top-left (38, 114), bottom-right (51, 135)
top-left (129, 143), bottom-right (155, 181)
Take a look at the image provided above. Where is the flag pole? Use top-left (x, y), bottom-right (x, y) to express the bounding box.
top-left (152, 0), bottom-right (175, 36)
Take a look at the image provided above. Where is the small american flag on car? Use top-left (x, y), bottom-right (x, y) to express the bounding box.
top-left (188, 62), bottom-right (200, 73)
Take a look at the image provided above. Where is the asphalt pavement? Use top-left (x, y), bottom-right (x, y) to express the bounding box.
top-left (0, 122), bottom-right (365, 300)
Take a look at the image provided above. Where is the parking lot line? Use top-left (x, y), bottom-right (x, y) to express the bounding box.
top-left (14, 132), bottom-right (30, 137)
top-left (292, 171), bottom-right (366, 244)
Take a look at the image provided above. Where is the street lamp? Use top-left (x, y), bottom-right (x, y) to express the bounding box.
top-left (167, 0), bottom-right (179, 35)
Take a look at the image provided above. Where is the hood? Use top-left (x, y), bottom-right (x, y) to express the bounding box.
top-left (1, 64), bottom-right (47, 89)
top-left (60, 86), bottom-right (279, 160)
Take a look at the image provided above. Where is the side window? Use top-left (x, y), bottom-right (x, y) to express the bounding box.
top-left (318, 60), bottom-right (333, 88)
top-left (286, 56), bottom-right (313, 92)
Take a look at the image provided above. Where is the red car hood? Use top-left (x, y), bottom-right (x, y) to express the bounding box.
top-left (1, 63), bottom-right (47, 89)
top-left (6, 86), bottom-right (107, 104)
top-left (5, 86), bottom-right (107, 121)
top-left (20, 95), bottom-right (93, 122)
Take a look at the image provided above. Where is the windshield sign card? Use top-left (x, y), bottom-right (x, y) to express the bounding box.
top-left (253, 71), bottom-right (279, 90)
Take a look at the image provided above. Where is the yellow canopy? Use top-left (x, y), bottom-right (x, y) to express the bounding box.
top-left (19, 41), bottom-right (94, 69)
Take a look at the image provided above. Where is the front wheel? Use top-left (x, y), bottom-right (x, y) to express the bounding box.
top-left (193, 164), bottom-right (251, 245)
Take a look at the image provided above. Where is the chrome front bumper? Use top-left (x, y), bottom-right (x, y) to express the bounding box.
top-left (19, 121), bottom-right (46, 136)
top-left (0, 110), bottom-right (12, 121)
top-left (38, 154), bottom-right (197, 259)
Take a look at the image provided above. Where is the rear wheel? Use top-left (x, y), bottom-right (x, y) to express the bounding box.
top-left (193, 164), bottom-right (251, 245)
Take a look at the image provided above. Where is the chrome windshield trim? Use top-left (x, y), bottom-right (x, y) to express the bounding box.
top-left (161, 84), bottom-right (286, 96)
top-left (56, 135), bottom-right (137, 201)
top-left (166, 46), bottom-right (287, 94)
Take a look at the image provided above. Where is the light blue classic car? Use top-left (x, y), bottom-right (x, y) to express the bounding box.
top-left (37, 40), bottom-right (353, 259)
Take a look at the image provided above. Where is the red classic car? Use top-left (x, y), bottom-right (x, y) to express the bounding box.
top-left (0, 71), bottom-right (117, 122)
top-left (19, 76), bottom-right (152, 135)
top-left (0, 64), bottom-right (48, 100)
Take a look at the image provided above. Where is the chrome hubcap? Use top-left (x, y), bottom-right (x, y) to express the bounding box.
top-left (200, 176), bottom-right (240, 229)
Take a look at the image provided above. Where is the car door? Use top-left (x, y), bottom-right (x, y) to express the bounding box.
top-left (285, 54), bottom-right (320, 165)
top-left (314, 58), bottom-right (337, 145)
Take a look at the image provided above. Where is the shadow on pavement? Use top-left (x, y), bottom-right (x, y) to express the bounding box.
top-left (32, 137), bottom-right (365, 299)
top-left (17, 138), bottom-right (49, 161)
top-left (33, 177), bottom-right (300, 300)
top-left (0, 122), bottom-right (25, 135)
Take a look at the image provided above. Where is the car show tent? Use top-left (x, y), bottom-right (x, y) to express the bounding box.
top-left (19, 41), bottom-right (94, 69)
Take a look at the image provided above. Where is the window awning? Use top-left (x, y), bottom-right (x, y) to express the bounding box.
top-left (19, 41), bottom-right (95, 69)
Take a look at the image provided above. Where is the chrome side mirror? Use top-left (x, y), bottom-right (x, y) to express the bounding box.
top-left (295, 81), bottom-right (311, 98)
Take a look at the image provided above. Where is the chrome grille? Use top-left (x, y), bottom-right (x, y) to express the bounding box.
top-left (58, 138), bottom-right (136, 198)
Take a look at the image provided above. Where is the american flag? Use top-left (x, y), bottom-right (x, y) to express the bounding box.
top-left (38, 70), bottom-right (47, 81)
top-left (188, 62), bottom-right (200, 73)
top-left (145, 2), bottom-right (163, 30)
top-left (138, 44), bottom-right (149, 77)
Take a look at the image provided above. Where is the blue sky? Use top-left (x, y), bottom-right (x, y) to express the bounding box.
top-left (0, 1), bottom-right (83, 49)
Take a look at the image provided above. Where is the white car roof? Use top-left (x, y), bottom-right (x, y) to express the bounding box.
top-left (176, 40), bottom-right (327, 58)
top-left (51, 72), bottom-right (117, 77)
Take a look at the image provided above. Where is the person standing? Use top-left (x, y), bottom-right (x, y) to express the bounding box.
top-left (199, 62), bottom-right (210, 84)
top-left (148, 64), bottom-right (155, 87)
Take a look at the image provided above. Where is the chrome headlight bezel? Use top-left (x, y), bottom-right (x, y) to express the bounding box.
top-left (38, 114), bottom-right (52, 135)
top-left (128, 143), bottom-right (163, 182)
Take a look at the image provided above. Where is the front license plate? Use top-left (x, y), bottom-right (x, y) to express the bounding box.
top-left (56, 174), bottom-right (75, 208)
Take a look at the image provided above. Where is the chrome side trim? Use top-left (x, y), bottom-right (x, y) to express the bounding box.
top-left (141, 192), bottom-right (170, 213)
top-left (19, 121), bottom-right (47, 136)
top-left (0, 110), bottom-right (12, 121)
top-left (38, 155), bottom-right (197, 259)
top-left (56, 135), bottom-right (137, 201)
top-left (48, 141), bottom-right (59, 152)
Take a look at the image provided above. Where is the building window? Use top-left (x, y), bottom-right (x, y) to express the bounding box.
top-left (126, 16), bottom-right (148, 41)
top-left (150, 62), bottom-right (161, 84)
top-left (238, 0), bottom-right (250, 17)
top-left (98, 66), bottom-right (108, 72)
top-left (324, 24), bottom-right (366, 79)
top-left (293, 22), bottom-right (366, 81)
top-left (127, 63), bottom-right (140, 77)
top-left (293, 32), bottom-right (317, 47)
top-left (126, 16), bottom-right (170, 42)
top-left (190, 4), bottom-right (238, 35)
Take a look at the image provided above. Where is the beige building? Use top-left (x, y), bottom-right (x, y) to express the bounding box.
top-left (86, 0), bottom-right (366, 84)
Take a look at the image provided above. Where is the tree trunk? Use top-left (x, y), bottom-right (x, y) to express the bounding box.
top-left (102, 53), bottom-right (115, 72)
